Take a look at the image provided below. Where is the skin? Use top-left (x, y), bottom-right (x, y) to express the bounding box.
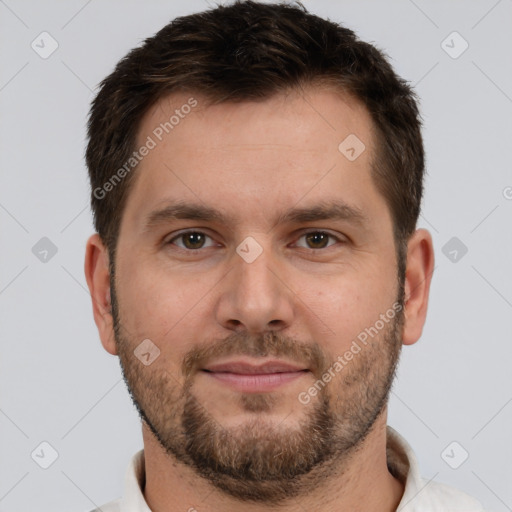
top-left (85, 87), bottom-right (434, 512)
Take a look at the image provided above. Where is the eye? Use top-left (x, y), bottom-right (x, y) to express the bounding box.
top-left (167, 231), bottom-right (217, 250)
top-left (166, 230), bottom-right (343, 252)
top-left (294, 231), bottom-right (342, 250)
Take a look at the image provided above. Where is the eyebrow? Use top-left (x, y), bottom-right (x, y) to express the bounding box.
top-left (143, 199), bottom-right (369, 232)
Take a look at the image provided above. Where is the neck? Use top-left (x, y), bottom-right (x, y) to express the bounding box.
top-left (141, 410), bottom-right (404, 512)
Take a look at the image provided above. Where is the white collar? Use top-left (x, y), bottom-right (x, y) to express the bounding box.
top-left (115, 426), bottom-right (484, 511)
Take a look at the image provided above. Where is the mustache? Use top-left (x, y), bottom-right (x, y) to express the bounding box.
top-left (182, 331), bottom-right (329, 379)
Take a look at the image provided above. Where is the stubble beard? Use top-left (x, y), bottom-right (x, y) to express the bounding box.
top-left (111, 273), bottom-right (404, 503)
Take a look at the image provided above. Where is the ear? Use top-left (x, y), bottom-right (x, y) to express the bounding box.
top-left (84, 234), bottom-right (118, 355)
top-left (402, 228), bottom-right (435, 346)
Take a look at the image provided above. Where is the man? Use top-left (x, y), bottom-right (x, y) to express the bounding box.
top-left (84, 1), bottom-right (485, 510)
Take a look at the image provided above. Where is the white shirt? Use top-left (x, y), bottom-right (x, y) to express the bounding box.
top-left (92, 426), bottom-right (485, 511)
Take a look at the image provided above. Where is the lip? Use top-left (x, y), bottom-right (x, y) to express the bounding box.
top-left (201, 359), bottom-right (309, 393)
top-left (203, 359), bottom-right (307, 374)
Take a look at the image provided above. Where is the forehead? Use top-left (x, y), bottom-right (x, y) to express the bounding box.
top-left (123, 87), bottom-right (386, 232)
top-left (137, 87), bottom-right (373, 152)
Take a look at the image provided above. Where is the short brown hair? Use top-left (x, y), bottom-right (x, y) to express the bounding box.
top-left (86, 0), bottom-right (424, 274)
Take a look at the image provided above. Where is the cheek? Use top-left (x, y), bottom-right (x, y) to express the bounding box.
top-left (115, 265), bottom-right (177, 339)
top-left (297, 267), bottom-right (397, 356)
top-left (115, 260), bottom-right (218, 349)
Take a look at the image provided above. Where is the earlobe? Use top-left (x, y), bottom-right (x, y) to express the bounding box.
top-left (401, 228), bottom-right (435, 346)
top-left (84, 234), bottom-right (118, 355)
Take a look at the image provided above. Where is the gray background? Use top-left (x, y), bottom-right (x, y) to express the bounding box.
top-left (1, 0), bottom-right (511, 510)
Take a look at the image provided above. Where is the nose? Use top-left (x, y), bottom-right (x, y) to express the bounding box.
top-left (214, 240), bottom-right (295, 334)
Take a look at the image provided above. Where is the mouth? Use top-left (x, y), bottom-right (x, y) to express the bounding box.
top-left (201, 359), bottom-right (310, 393)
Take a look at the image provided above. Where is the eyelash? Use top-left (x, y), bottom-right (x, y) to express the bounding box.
top-left (166, 229), bottom-right (345, 252)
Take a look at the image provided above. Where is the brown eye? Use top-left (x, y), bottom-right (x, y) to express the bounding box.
top-left (305, 232), bottom-right (329, 249)
top-left (182, 232), bottom-right (205, 249)
top-left (295, 231), bottom-right (340, 250)
top-left (169, 231), bottom-right (215, 250)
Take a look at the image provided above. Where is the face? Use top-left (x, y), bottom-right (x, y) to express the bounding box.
top-left (110, 88), bottom-right (405, 502)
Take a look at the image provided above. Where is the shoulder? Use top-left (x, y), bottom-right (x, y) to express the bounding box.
top-left (421, 478), bottom-right (486, 511)
top-left (88, 498), bottom-right (122, 512)
top-left (386, 427), bottom-right (486, 512)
